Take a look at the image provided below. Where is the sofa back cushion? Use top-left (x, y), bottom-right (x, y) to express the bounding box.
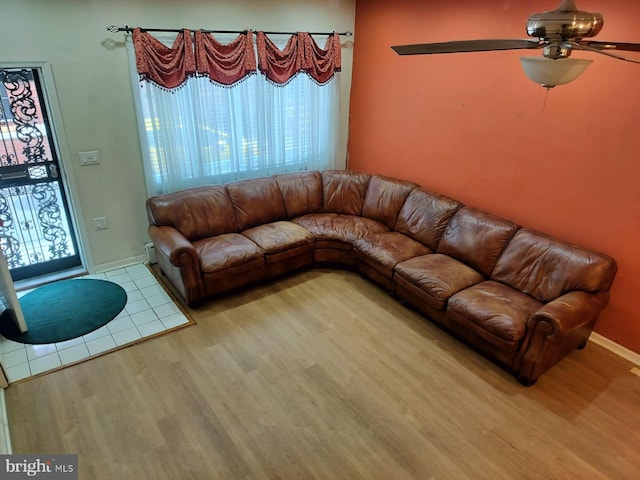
top-left (146, 185), bottom-right (237, 241)
top-left (492, 229), bottom-right (618, 302)
top-left (394, 188), bottom-right (461, 251)
top-left (322, 170), bottom-right (371, 215)
top-left (362, 175), bottom-right (418, 229)
top-left (226, 177), bottom-right (287, 231)
top-left (274, 171), bottom-right (323, 218)
top-left (437, 206), bottom-right (518, 277)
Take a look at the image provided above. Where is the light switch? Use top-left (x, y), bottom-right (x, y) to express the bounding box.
top-left (79, 150), bottom-right (100, 166)
top-left (93, 217), bottom-right (108, 230)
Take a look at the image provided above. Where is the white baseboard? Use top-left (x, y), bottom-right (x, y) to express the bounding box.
top-left (94, 255), bottom-right (147, 274)
top-left (590, 333), bottom-right (640, 367)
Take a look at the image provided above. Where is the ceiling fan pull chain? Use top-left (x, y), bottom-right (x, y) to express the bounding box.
top-left (542, 87), bottom-right (551, 112)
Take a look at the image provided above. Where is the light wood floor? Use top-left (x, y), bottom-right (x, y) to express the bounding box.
top-left (6, 269), bottom-right (640, 479)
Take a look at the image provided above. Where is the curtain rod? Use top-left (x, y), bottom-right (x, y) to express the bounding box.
top-left (107, 25), bottom-right (352, 36)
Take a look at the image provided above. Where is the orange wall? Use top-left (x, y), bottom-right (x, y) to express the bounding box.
top-left (348, 0), bottom-right (640, 354)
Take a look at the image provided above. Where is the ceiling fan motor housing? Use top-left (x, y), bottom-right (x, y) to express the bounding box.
top-left (527, 8), bottom-right (604, 58)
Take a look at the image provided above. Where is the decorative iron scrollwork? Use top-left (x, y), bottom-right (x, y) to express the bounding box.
top-left (0, 190), bottom-right (24, 268)
top-left (0, 69), bottom-right (48, 165)
top-left (31, 182), bottom-right (69, 259)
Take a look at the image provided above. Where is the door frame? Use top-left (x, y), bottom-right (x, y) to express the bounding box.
top-left (0, 60), bottom-right (93, 278)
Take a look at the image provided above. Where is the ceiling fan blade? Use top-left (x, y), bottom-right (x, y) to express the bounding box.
top-left (571, 41), bottom-right (640, 64)
top-left (391, 39), bottom-right (542, 56)
top-left (578, 41), bottom-right (640, 53)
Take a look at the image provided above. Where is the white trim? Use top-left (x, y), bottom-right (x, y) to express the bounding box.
top-left (94, 254), bottom-right (147, 274)
top-left (0, 389), bottom-right (11, 454)
top-left (590, 333), bottom-right (640, 367)
top-left (38, 62), bottom-right (94, 273)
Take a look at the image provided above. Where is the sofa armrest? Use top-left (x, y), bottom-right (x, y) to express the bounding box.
top-left (148, 225), bottom-right (203, 304)
top-left (514, 291), bottom-right (609, 384)
top-left (529, 291), bottom-right (609, 341)
top-left (149, 225), bottom-right (198, 267)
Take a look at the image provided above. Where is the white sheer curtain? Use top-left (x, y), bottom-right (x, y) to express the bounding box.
top-left (127, 34), bottom-right (339, 196)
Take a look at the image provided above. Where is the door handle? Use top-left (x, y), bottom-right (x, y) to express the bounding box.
top-left (0, 171), bottom-right (28, 180)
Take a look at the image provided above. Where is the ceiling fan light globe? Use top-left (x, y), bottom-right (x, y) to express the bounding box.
top-left (519, 57), bottom-right (593, 87)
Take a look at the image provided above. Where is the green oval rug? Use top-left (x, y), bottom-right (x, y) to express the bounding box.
top-left (0, 278), bottom-right (127, 345)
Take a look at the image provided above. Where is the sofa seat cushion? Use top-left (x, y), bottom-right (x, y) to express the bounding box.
top-left (242, 221), bottom-right (315, 264)
top-left (354, 232), bottom-right (432, 275)
top-left (395, 254), bottom-right (484, 310)
top-left (293, 213), bottom-right (389, 246)
top-left (243, 221), bottom-right (314, 253)
top-left (194, 233), bottom-right (264, 274)
top-left (447, 281), bottom-right (542, 351)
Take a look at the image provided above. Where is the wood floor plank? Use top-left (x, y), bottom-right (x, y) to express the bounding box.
top-left (5, 269), bottom-right (640, 479)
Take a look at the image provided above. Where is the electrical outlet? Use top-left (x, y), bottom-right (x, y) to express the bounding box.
top-left (93, 217), bottom-right (108, 230)
top-left (79, 150), bottom-right (101, 166)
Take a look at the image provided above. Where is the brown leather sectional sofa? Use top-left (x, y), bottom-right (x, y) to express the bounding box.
top-left (146, 170), bottom-right (617, 385)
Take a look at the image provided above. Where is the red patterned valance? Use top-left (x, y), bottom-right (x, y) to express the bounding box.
top-left (194, 31), bottom-right (257, 86)
top-left (132, 29), bottom-right (342, 90)
top-left (256, 32), bottom-right (305, 85)
top-left (132, 28), bottom-right (196, 90)
top-left (303, 32), bottom-right (342, 84)
top-left (256, 32), bottom-right (341, 85)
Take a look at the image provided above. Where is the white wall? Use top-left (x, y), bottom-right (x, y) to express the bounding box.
top-left (0, 0), bottom-right (356, 271)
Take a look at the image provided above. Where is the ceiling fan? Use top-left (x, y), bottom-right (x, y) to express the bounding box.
top-left (391, 0), bottom-right (640, 88)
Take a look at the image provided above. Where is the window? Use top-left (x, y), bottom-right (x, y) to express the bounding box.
top-left (128, 34), bottom-right (339, 195)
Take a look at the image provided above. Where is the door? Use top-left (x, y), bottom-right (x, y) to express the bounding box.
top-left (0, 67), bottom-right (82, 281)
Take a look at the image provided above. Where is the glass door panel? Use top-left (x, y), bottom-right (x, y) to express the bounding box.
top-left (0, 68), bottom-right (81, 281)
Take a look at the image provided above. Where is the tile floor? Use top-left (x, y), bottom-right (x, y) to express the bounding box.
top-left (0, 263), bottom-right (190, 383)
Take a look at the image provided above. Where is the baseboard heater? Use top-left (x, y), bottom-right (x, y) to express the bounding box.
top-left (144, 242), bottom-right (157, 264)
